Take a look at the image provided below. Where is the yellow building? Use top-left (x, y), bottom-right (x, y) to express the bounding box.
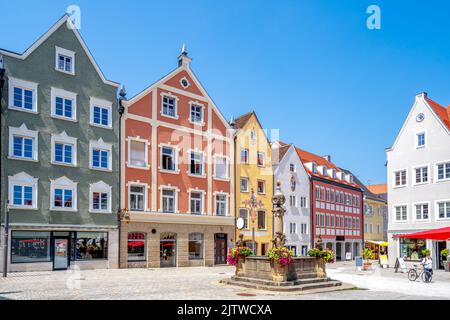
top-left (232, 112), bottom-right (274, 256)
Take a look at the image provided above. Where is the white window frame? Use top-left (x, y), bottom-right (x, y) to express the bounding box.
top-left (413, 164), bottom-right (430, 186)
top-left (393, 204), bottom-right (408, 223)
top-left (301, 223), bottom-right (308, 235)
top-left (159, 144), bottom-right (180, 174)
top-left (435, 199), bottom-right (450, 221)
top-left (257, 209), bottom-right (267, 230)
top-left (257, 151), bottom-right (266, 167)
top-left (160, 92), bottom-right (179, 120)
top-left (51, 131), bottom-right (77, 167)
top-left (8, 124), bottom-right (38, 162)
top-left (90, 97), bottom-right (113, 129)
top-left (160, 186), bottom-right (179, 213)
top-left (128, 183), bottom-right (148, 212)
top-left (188, 189), bottom-right (205, 215)
top-left (89, 181), bottom-right (112, 213)
top-left (240, 148), bottom-right (249, 164)
top-left (434, 160), bottom-right (450, 182)
top-left (415, 130), bottom-right (427, 149)
top-left (239, 208), bottom-right (249, 230)
top-left (50, 176), bottom-right (78, 212)
top-left (189, 101), bottom-right (205, 126)
top-left (55, 46), bottom-right (75, 75)
top-left (289, 223), bottom-right (297, 234)
top-left (8, 77), bottom-right (38, 113)
top-left (8, 172), bottom-right (38, 210)
top-left (290, 195), bottom-right (297, 207)
top-left (300, 196), bottom-right (307, 208)
top-left (50, 87), bottom-right (77, 121)
top-left (289, 163), bottom-right (296, 173)
top-left (214, 192), bottom-right (228, 216)
top-left (187, 149), bottom-right (206, 178)
top-left (240, 177), bottom-right (249, 193)
top-left (214, 155), bottom-right (229, 180)
top-left (257, 179), bottom-right (266, 195)
top-left (89, 138), bottom-right (112, 172)
top-left (393, 169), bottom-right (408, 188)
top-left (413, 202), bottom-right (431, 222)
top-left (127, 137), bottom-right (150, 170)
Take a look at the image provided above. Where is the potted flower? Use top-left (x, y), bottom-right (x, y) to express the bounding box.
top-left (441, 249), bottom-right (450, 272)
top-left (227, 246), bottom-right (253, 276)
top-left (267, 247), bottom-right (294, 281)
top-left (362, 248), bottom-right (374, 270)
top-left (307, 248), bottom-right (335, 263)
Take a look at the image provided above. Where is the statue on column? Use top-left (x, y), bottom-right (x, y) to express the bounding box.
top-left (271, 180), bottom-right (286, 249)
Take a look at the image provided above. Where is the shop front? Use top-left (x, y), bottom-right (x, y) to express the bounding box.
top-left (364, 240), bottom-right (388, 260)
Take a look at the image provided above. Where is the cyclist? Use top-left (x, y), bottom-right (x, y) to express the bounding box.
top-left (421, 253), bottom-right (433, 282)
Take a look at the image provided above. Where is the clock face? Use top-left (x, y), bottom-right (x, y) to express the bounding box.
top-left (416, 113), bottom-right (425, 122)
top-left (236, 217), bottom-right (245, 230)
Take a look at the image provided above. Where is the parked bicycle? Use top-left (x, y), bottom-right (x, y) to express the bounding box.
top-left (407, 264), bottom-right (432, 283)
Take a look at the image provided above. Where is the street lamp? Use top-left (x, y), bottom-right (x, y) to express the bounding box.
top-left (242, 189), bottom-right (264, 255)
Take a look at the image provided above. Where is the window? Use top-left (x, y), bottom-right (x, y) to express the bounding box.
top-left (436, 162), bottom-right (450, 181)
top-left (394, 205), bottom-right (407, 222)
top-left (257, 210), bottom-right (266, 230)
top-left (89, 181), bottom-right (112, 213)
top-left (189, 151), bottom-right (203, 176)
top-left (300, 197), bottom-right (307, 208)
top-left (400, 238), bottom-right (427, 261)
top-left (9, 124), bottom-right (38, 161)
top-left (257, 152), bottom-right (265, 167)
top-left (415, 166), bottom-right (428, 184)
top-left (416, 132), bottom-right (426, 148)
top-left (8, 77), bottom-right (38, 112)
top-left (290, 195), bottom-right (297, 207)
top-left (301, 223), bottom-right (307, 234)
top-left (257, 180), bottom-right (266, 194)
top-left (76, 232), bottom-right (108, 260)
top-left (162, 95), bottom-right (177, 118)
top-left (369, 224), bottom-right (373, 233)
top-left (364, 224), bottom-right (368, 233)
top-left (128, 232), bottom-right (146, 261)
top-left (11, 231), bottom-right (51, 263)
top-left (162, 189), bottom-right (176, 213)
top-left (190, 104), bottom-right (203, 124)
top-left (239, 209), bottom-right (249, 229)
top-left (289, 164), bottom-right (296, 172)
top-left (129, 139), bottom-right (148, 168)
top-left (55, 46), bottom-right (75, 74)
top-left (240, 177), bottom-right (249, 192)
top-left (51, 87), bottom-right (77, 121)
top-left (161, 146), bottom-right (176, 171)
top-left (51, 131), bottom-right (77, 166)
top-left (377, 224), bottom-right (380, 234)
top-left (90, 97), bottom-right (112, 128)
top-left (8, 172), bottom-right (38, 210)
top-left (437, 201), bottom-right (450, 220)
top-left (215, 156), bottom-right (228, 179)
top-left (289, 223), bottom-right (297, 234)
top-left (415, 203), bottom-right (429, 221)
top-left (215, 194), bottom-right (227, 216)
top-left (130, 185), bottom-right (145, 211)
top-left (50, 176), bottom-right (77, 211)
top-left (189, 233), bottom-right (204, 260)
top-left (90, 138), bottom-right (112, 171)
top-left (190, 191), bottom-right (203, 215)
top-left (394, 170), bottom-right (407, 187)
top-left (241, 148), bottom-right (249, 164)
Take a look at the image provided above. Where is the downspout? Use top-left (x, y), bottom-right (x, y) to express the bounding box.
top-left (117, 85), bottom-right (126, 268)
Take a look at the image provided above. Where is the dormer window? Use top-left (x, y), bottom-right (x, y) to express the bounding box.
top-left (55, 47), bottom-right (75, 75)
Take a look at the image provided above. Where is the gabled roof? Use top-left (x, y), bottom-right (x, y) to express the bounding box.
top-left (0, 15), bottom-right (119, 87)
top-left (367, 184), bottom-right (387, 195)
top-left (271, 143), bottom-right (292, 165)
top-left (426, 98), bottom-right (450, 131)
top-left (233, 112), bottom-right (254, 129)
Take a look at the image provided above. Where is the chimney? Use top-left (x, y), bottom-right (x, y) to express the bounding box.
top-left (177, 44), bottom-right (191, 67)
top-left (322, 155), bottom-right (331, 162)
top-left (415, 92), bottom-right (428, 100)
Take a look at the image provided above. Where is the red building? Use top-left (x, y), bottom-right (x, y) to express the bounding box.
top-left (119, 48), bottom-right (234, 268)
top-left (296, 148), bottom-right (364, 260)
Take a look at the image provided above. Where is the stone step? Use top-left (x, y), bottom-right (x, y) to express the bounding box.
top-left (221, 278), bottom-right (343, 292)
top-left (232, 276), bottom-right (331, 287)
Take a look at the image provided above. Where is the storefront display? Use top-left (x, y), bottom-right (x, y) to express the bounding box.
top-left (11, 231), bottom-right (51, 263)
top-left (128, 232), bottom-right (146, 261)
top-left (399, 238), bottom-right (426, 261)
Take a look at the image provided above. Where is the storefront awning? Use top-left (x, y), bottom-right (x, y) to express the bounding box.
top-left (365, 240), bottom-right (388, 246)
top-left (393, 226), bottom-right (450, 241)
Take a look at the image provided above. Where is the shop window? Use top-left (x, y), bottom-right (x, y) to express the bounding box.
top-left (11, 231), bottom-right (51, 263)
top-left (76, 232), bottom-right (108, 260)
top-left (399, 238), bottom-right (427, 261)
top-left (188, 233), bottom-right (204, 260)
top-left (128, 232), bottom-right (146, 261)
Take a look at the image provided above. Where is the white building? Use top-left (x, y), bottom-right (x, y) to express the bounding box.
top-left (386, 92), bottom-right (450, 269)
top-left (272, 143), bottom-right (311, 256)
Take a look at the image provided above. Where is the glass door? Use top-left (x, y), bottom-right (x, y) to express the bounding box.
top-left (160, 240), bottom-right (176, 267)
top-left (53, 238), bottom-right (69, 270)
top-left (214, 233), bottom-right (227, 265)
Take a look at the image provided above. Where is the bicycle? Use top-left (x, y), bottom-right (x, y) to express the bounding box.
top-left (407, 264), bottom-right (433, 283)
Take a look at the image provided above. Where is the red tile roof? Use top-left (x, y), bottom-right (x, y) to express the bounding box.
top-left (426, 98), bottom-right (450, 131)
top-left (367, 184), bottom-right (387, 195)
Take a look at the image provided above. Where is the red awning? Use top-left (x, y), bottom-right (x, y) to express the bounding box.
top-left (394, 226), bottom-right (450, 241)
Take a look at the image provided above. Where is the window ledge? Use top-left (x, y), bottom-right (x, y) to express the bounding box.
top-left (189, 120), bottom-right (205, 126)
top-left (160, 112), bottom-right (179, 120)
top-left (8, 106), bottom-right (38, 114)
top-left (90, 122), bottom-right (113, 130)
top-left (8, 156), bottom-right (39, 163)
top-left (127, 164), bottom-right (150, 170)
top-left (393, 185), bottom-right (407, 189)
top-left (8, 206), bottom-right (38, 211)
top-left (51, 115), bottom-right (78, 123)
top-left (55, 67), bottom-right (75, 76)
top-left (214, 177), bottom-right (230, 182)
top-left (187, 173), bottom-right (206, 179)
top-left (159, 169), bottom-right (180, 175)
top-left (413, 182), bottom-right (429, 186)
top-left (436, 179), bottom-right (450, 183)
top-left (50, 208), bottom-right (78, 212)
top-left (89, 166), bottom-right (113, 173)
top-left (89, 210), bottom-right (112, 214)
top-left (51, 161), bottom-right (77, 168)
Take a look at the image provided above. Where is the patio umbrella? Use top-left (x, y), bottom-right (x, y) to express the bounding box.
top-left (394, 226), bottom-right (450, 241)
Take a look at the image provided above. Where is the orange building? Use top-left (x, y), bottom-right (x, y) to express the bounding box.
top-left (119, 48), bottom-right (234, 268)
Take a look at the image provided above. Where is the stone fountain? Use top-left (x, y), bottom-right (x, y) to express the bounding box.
top-left (221, 181), bottom-right (344, 292)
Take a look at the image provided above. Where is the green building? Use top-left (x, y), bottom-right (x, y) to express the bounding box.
top-left (0, 15), bottom-right (120, 271)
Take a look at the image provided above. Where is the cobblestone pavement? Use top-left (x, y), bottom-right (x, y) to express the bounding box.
top-left (0, 263), bottom-right (448, 300)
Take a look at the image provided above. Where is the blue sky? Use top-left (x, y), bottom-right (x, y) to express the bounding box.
top-left (2, 0), bottom-right (450, 185)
